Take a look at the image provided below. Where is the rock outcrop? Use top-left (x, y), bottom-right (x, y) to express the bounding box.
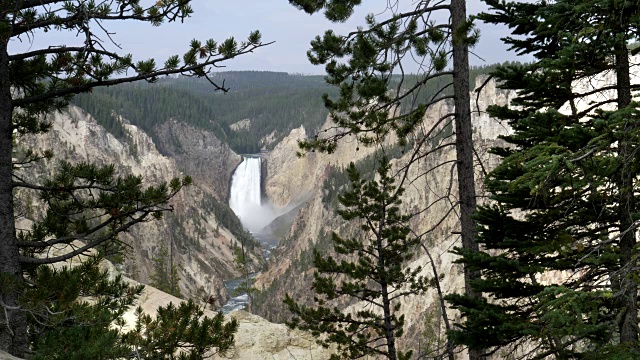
top-left (229, 119), bottom-right (251, 131)
top-left (119, 270), bottom-right (334, 360)
top-left (264, 122), bottom-right (384, 208)
top-left (153, 119), bottom-right (241, 200)
top-left (215, 311), bottom-right (334, 359)
top-left (0, 351), bottom-right (21, 360)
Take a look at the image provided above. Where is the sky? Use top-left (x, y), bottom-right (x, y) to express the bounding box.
top-left (10, 0), bottom-right (530, 74)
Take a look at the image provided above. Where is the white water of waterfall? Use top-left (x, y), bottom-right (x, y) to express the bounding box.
top-left (229, 156), bottom-right (279, 233)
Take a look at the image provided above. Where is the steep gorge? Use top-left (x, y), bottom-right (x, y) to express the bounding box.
top-left (153, 119), bottom-right (241, 200)
top-left (9, 73), bottom-right (535, 358)
top-left (253, 76), bottom-right (515, 351)
top-left (15, 106), bottom-right (261, 306)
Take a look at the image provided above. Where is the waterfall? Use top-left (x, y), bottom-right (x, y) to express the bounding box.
top-left (229, 156), bottom-right (262, 231)
top-left (229, 156), bottom-right (274, 232)
top-left (225, 155), bottom-right (293, 313)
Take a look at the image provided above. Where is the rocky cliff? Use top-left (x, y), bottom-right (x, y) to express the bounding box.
top-left (119, 264), bottom-right (335, 360)
top-left (0, 351), bottom-right (20, 360)
top-left (153, 119), bottom-right (241, 200)
top-left (254, 76), bottom-right (515, 354)
top-left (16, 106), bottom-right (261, 306)
top-left (8, 245), bottom-right (334, 360)
top-left (264, 122), bottom-right (385, 209)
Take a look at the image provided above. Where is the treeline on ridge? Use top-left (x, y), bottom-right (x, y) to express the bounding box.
top-left (71, 71), bottom-right (337, 154)
top-left (71, 65), bottom-right (511, 156)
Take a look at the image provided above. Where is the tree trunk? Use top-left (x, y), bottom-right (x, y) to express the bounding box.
top-left (0, 39), bottom-right (28, 357)
top-left (451, 0), bottom-right (482, 359)
top-left (377, 205), bottom-right (397, 360)
top-left (614, 40), bottom-right (638, 348)
top-left (423, 244), bottom-right (455, 360)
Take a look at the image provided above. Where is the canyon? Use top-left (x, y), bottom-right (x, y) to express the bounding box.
top-left (15, 106), bottom-right (262, 307)
top-left (15, 73), bottom-right (517, 358)
top-left (252, 76), bottom-right (514, 355)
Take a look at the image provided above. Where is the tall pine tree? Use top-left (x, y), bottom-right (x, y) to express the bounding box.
top-left (449, 0), bottom-right (640, 357)
top-left (285, 157), bottom-right (427, 360)
top-left (287, 1), bottom-right (483, 356)
top-left (150, 244), bottom-right (181, 298)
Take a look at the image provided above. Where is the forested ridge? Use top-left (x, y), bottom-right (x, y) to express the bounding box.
top-left (71, 66), bottom-right (510, 155)
top-left (72, 72), bottom-right (337, 154)
top-left (395, 63), bottom-right (515, 112)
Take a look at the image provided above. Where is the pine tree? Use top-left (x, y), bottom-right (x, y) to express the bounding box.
top-left (124, 300), bottom-right (238, 359)
top-left (150, 244), bottom-right (181, 298)
top-left (288, 1), bottom-right (482, 357)
top-left (285, 157), bottom-right (427, 360)
top-left (21, 255), bottom-right (239, 360)
top-left (232, 244), bottom-right (258, 313)
top-left (0, 1), bottom-right (267, 356)
top-left (25, 257), bottom-right (143, 360)
top-left (448, 0), bottom-right (640, 357)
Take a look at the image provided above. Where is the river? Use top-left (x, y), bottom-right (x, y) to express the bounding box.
top-left (223, 155), bottom-right (281, 313)
top-left (220, 230), bottom-right (277, 314)
top-left (220, 277), bottom-right (251, 314)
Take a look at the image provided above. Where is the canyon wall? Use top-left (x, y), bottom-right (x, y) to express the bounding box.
top-left (153, 119), bottom-right (241, 200)
top-left (254, 76), bottom-right (515, 355)
top-left (264, 120), bottom-right (386, 208)
top-left (16, 106), bottom-right (260, 306)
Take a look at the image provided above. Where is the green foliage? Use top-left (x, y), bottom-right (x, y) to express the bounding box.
top-left (26, 258), bottom-right (142, 360)
top-left (420, 302), bottom-right (448, 360)
top-left (2, 1), bottom-right (266, 355)
top-left (232, 246), bottom-right (259, 312)
top-left (395, 63), bottom-right (516, 115)
top-left (10, 155), bottom-right (245, 358)
top-left (71, 65), bottom-right (509, 157)
top-left (71, 72), bottom-right (336, 154)
top-left (288, 0), bottom-right (484, 156)
top-left (289, 0), bottom-right (362, 22)
top-left (150, 244), bottom-right (181, 298)
top-left (233, 247), bottom-right (249, 274)
top-left (124, 300), bottom-right (238, 359)
top-left (14, 160), bottom-right (190, 265)
top-left (23, 257), bottom-right (237, 360)
top-left (449, 0), bottom-right (640, 357)
top-left (9, 2), bottom-right (266, 137)
top-left (285, 157), bottom-right (427, 360)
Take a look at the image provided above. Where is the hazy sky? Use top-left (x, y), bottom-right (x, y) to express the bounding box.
top-left (11, 0), bottom-right (530, 74)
